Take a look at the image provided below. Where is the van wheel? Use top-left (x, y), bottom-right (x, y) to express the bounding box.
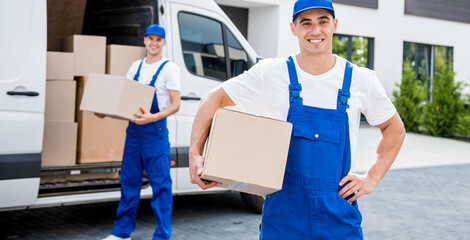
top-left (240, 192), bottom-right (265, 214)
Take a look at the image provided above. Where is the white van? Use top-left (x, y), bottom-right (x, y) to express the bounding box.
top-left (0, 0), bottom-right (264, 213)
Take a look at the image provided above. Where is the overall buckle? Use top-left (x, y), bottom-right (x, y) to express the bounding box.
top-left (289, 84), bottom-right (302, 102)
top-left (338, 89), bottom-right (350, 108)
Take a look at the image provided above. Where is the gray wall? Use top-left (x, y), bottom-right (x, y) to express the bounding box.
top-left (405, 0), bottom-right (470, 24)
top-left (333, 0), bottom-right (378, 9)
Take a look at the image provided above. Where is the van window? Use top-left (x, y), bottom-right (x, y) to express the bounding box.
top-left (178, 12), bottom-right (227, 80)
top-left (226, 29), bottom-right (248, 78)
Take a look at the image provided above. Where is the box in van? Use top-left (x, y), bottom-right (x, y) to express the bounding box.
top-left (42, 122), bottom-right (78, 167)
top-left (106, 44), bottom-right (146, 76)
top-left (46, 51), bottom-right (75, 80)
top-left (45, 80), bottom-right (76, 122)
top-left (62, 35), bottom-right (106, 77)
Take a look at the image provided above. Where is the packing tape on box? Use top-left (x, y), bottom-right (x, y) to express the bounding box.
top-left (228, 182), bottom-right (248, 191)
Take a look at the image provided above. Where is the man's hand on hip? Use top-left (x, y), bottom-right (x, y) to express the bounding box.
top-left (338, 173), bottom-right (377, 203)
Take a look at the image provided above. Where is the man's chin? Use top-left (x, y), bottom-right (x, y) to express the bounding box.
top-left (147, 51), bottom-right (161, 56)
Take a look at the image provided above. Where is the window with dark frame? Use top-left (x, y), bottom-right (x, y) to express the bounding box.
top-left (403, 41), bottom-right (454, 101)
top-left (178, 12), bottom-right (249, 81)
top-left (333, 34), bottom-right (375, 70)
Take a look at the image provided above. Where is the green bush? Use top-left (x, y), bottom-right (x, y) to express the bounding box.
top-left (456, 94), bottom-right (470, 138)
top-left (420, 58), bottom-right (465, 137)
top-left (393, 59), bottom-right (426, 132)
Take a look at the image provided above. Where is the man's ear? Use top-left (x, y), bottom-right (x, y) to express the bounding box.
top-left (290, 22), bottom-right (297, 36)
top-left (333, 18), bottom-right (338, 33)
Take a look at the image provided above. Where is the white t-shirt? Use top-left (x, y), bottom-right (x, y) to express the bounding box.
top-left (222, 54), bottom-right (396, 159)
top-left (126, 57), bottom-right (181, 111)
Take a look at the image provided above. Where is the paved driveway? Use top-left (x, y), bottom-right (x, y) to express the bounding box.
top-left (1, 127), bottom-right (470, 240)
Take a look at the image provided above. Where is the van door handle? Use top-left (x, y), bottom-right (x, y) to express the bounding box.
top-left (7, 91), bottom-right (40, 97)
top-left (181, 96), bottom-right (201, 101)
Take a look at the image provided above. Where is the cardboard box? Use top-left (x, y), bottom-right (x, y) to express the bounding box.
top-left (46, 51), bottom-right (75, 80)
top-left (62, 35), bottom-right (106, 76)
top-left (106, 45), bottom-right (146, 76)
top-left (79, 73), bottom-right (155, 120)
top-left (45, 80), bottom-right (76, 122)
top-left (201, 108), bottom-right (293, 196)
top-left (42, 122), bottom-right (78, 166)
top-left (75, 76), bottom-right (128, 164)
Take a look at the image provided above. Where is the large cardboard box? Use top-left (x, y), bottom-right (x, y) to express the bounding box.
top-left (46, 51), bottom-right (75, 80)
top-left (106, 45), bottom-right (146, 76)
top-left (62, 35), bottom-right (106, 76)
top-left (201, 108), bottom-right (293, 196)
top-left (45, 80), bottom-right (76, 122)
top-left (79, 73), bottom-right (155, 120)
top-left (42, 122), bottom-right (78, 167)
top-left (75, 76), bottom-right (129, 164)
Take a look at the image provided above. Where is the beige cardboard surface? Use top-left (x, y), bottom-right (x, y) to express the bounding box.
top-left (106, 45), bottom-right (146, 76)
top-left (79, 73), bottom-right (155, 120)
top-left (202, 108), bottom-right (292, 196)
top-left (45, 80), bottom-right (76, 122)
top-left (62, 35), bottom-right (106, 76)
top-left (75, 76), bottom-right (128, 164)
top-left (42, 122), bottom-right (78, 167)
top-left (46, 51), bottom-right (75, 80)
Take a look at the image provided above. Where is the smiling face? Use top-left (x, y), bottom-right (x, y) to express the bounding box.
top-left (144, 34), bottom-right (166, 57)
top-left (291, 8), bottom-right (338, 57)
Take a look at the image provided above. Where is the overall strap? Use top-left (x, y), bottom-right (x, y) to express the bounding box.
top-left (337, 61), bottom-right (353, 112)
top-left (149, 60), bottom-right (169, 87)
top-left (133, 60), bottom-right (144, 81)
top-left (286, 56), bottom-right (303, 104)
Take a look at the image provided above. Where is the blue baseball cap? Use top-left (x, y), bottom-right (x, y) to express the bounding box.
top-left (292, 0), bottom-right (335, 22)
top-left (145, 24), bottom-right (166, 38)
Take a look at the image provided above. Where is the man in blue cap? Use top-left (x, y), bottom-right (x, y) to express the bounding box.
top-left (102, 24), bottom-right (181, 240)
top-left (189, 0), bottom-right (405, 239)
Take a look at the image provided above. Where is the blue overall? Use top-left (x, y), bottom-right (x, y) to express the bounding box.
top-left (111, 60), bottom-right (173, 240)
top-left (259, 56), bottom-right (363, 239)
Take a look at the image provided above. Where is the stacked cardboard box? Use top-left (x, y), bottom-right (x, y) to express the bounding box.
top-left (106, 44), bottom-right (146, 76)
top-left (62, 35), bottom-right (106, 77)
top-left (75, 75), bottom-right (129, 164)
top-left (74, 43), bottom-right (148, 164)
top-left (42, 52), bottom-right (77, 167)
top-left (44, 34), bottom-right (150, 166)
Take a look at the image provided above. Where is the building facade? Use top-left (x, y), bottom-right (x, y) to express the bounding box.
top-left (215, 0), bottom-right (470, 98)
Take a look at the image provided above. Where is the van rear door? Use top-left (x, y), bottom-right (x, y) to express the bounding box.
top-left (0, 0), bottom-right (46, 209)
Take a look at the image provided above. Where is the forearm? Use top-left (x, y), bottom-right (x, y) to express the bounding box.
top-left (189, 86), bottom-right (235, 156)
top-left (365, 113), bottom-right (406, 185)
top-left (152, 101), bottom-right (179, 121)
top-left (151, 90), bottom-right (181, 122)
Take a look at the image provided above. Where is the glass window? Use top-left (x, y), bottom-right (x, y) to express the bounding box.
top-left (178, 12), bottom-right (227, 80)
top-left (333, 34), bottom-right (374, 69)
top-left (402, 42), bottom-right (454, 100)
top-left (332, 35), bottom-right (348, 60)
top-left (351, 36), bottom-right (368, 68)
top-left (226, 29), bottom-right (248, 77)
